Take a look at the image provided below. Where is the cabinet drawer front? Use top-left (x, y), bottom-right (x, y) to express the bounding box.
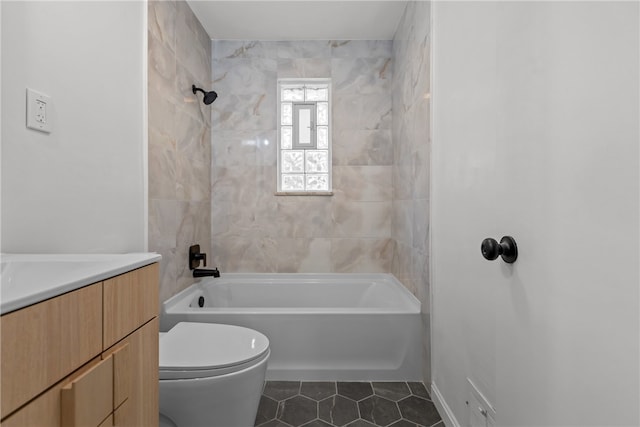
top-left (61, 356), bottom-right (114, 427)
top-left (0, 284), bottom-right (103, 419)
top-left (0, 356), bottom-right (101, 427)
top-left (103, 264), bottom-right (158, 349)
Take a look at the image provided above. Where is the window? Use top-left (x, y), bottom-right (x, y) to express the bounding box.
top-left (277, 79), bottom-right (331, 193)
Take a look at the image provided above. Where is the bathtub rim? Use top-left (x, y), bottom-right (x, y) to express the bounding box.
top-left (161, 272), bottom-right (421, 317)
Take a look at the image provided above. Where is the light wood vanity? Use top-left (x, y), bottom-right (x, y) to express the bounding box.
top-left (0, 262), bottom-right (159, 427)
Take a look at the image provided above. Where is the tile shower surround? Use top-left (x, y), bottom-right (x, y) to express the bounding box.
top-left (255, 381), bottom-right (443, 427)
top-left (210, 40), bottom-right (394, 274)
top-left (147, 13), bottom-right (431, 296)
top-left (391, 2), bottom-right (432, 385)
top-left (148, 0), bottom-right (213, 304)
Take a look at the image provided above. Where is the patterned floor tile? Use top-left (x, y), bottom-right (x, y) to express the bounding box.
top-left (337, 382), bottom-right (374, 401)
top-left (359, 395), bottom-right (402, 426)
top-left (264, 381), bottom-right (302, 401)
top-left (389, 420), bottom-right (419, 427)
top-left (301, 382), bottom-right (338, 401)
top-left (256, 381), bottom-right (442, 427)
top-left (407, 382), bottom-right (430, 400)
top-left (258, 420), bottom-right (292, 427)
top-left (302, 420), bottom-right (334, 427)
top-left (345, 420), bottom-right (376, 427)
top-left (278, 395), bottom-right (318, 426)
top-left (372, 382), bottom-right (412, 401)
top-left (256, 395), bottom-right (279, 425)
top-left (397, 396), bottom-right (440, 426)
top-left (319, 394), bottom-right (359, 426)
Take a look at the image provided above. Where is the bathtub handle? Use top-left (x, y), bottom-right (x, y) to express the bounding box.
top-left (481, 236), bottom-right (518, 264)
top-left (189, 244), bottom-right (207, 269)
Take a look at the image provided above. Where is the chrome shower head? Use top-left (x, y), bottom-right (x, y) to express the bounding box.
top-left (192, 85), bottom-right (218, 105)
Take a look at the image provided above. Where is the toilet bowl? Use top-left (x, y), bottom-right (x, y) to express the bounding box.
top-left (159, 322), bottom-right (270, 427)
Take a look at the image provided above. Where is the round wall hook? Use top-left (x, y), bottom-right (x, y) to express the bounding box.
top-left (481, 236), bottom-right (518, 263)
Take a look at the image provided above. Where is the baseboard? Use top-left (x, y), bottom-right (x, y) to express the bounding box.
top-left (431, 382), bottom-right (461, 427)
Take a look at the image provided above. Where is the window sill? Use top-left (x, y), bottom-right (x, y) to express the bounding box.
top-left (275, 191), bottom-right (333, 196)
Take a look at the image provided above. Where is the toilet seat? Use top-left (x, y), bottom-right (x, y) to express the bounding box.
top-left (159, 322), bottom-right (270, 380)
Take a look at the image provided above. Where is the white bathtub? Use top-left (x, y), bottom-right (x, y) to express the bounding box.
top-left (160, 273), bottom-right (422, 381)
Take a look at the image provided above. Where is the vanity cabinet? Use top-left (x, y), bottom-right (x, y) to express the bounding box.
top-left (0, 263), bottom-right (159, 427)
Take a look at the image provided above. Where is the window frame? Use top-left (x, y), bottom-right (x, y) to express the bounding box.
top-left (277, 78), bottom-right (332, 195)
top-left (292, 103), bottom-right (317, 150)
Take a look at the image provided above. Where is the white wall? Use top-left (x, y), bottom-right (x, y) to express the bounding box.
top-left (431, 1), bottom-right (639, 426)
top-left (1, 1), bottom-right (147, 253)
top-left (0, 2), bottom-right (3, 250)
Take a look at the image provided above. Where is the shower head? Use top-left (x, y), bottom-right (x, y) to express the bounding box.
top-left (192, 85), bottom-right (218, 105)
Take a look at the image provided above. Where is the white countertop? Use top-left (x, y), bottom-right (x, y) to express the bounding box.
top-left (0, 253), bottom-right (162, 315)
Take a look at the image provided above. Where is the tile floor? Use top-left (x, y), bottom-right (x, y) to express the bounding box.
top-left (255, 381), bottom-right (443, 427)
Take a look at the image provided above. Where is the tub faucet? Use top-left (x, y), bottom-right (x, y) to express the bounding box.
top-left (193, 268), bottom-right (220, 278)
top-left (189, 244), bottom-right (221, 278)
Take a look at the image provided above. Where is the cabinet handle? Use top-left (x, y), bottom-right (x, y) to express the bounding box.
top-left (61, 356), bottom-right (113, 427)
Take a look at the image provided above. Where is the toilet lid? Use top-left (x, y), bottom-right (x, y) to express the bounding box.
top-left (159, 322), bottom-right (269, 372)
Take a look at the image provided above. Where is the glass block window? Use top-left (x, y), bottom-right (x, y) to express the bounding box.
top-left (278, 79), bottom-right (331, 193)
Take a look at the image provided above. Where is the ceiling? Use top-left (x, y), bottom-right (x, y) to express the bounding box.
top-left (187, 1), bottom-right (409, 41)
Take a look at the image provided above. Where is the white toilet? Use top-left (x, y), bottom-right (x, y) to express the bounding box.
top-left (159, 322), bottom-right (270, 427)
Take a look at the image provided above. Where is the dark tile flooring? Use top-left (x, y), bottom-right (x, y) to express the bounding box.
top-left (255, 381), bottom-right (443, 427)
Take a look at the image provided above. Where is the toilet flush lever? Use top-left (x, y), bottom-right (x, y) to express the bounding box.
top-left (481, 236), bottom-right (518, 263)
top-left (189, 244), bottom-right (207, 269)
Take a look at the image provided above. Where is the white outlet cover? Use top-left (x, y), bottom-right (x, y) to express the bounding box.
top-left (26, 88), bottom-right (52, 133)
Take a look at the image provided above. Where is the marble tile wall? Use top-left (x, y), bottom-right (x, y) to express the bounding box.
top-left (391, 2), bottom-right (432, 384)
top-left (210, 40), bottom-right (394, 273)
top-left (148, 0), bottom-right (212, 304)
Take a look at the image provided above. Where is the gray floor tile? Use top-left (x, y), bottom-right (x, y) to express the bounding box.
top-left (345, 420), bottom-right (376, 427)
top-left (372, 382), bottom-right (412, 401)
top-left (278, 395), bottom-right (318, 427)
top-left (301, 420), bottom-right (334, 427)
top-left (359, 395), bottom-right (402, 426)
top-left (319, 394), bottom-right (359, 427)
top-left (407, 382), bottom-right (430, 400)
top-left (301, 382), bottom-right (337, 401)
top-left (265, 381), bottom-right (302, 401)
top-left (258, 420), bottom-right (293, 427)
top-left (388, 420), bottom-right (418, 427)
top-left (398, 396), bottom-right (440, 426)
top-left (337, 382), bottom-right (374, 401)
top-left (256, 395), bottom-right (279, 425)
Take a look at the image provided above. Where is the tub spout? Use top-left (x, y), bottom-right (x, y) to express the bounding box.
top-left (193, 268), bottom-right (220, 278)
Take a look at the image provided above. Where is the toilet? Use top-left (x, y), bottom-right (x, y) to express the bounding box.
top-left (159, 322), bottom-right (270, 427)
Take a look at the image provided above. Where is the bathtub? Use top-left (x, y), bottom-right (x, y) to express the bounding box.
top-left (160, 273), bottom-right (422, 381)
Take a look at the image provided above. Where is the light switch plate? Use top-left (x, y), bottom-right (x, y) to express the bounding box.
top-left (26, 88), bottom-right (52, 133)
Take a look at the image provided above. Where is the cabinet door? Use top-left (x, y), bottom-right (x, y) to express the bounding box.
top-left (103, 264), bottom-right (159, 349)
top-left (103, 318), bottom-right (159, 427)
top-left (0, 284), bottom-right (102, 419)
